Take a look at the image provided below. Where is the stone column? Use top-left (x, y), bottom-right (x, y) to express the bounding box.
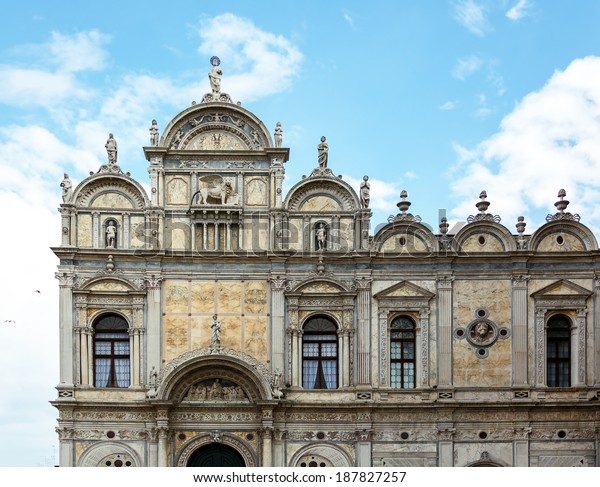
top-left (355, 429), bottom-right (372, 467)
top-left (59, 207), bottom-right (73, 246)
top-left (437, 426), bottom-right (455, 466)
top-left (436, 276), bottom-right (454, 386)
top-left (57, 427), bottom-right (74, 467)
top-left (513, 426), bottom-right (531, 467)
top-left (92, 212), bottom-right (100, 248)
top-left (341, 330), bottom-right (350, 388)
top-left (261, 428), bottom-right (273, 467)
top-left (535, 307), bottom-right (547, 387)
top-left (149, 167), bottom-right (159, 206)
top-left (575, 308), bottom-right (587, 386)
top-left (157, 428), bottom-right (169, 467)
top-left (56, 271), bottom-right (74, 386)
top-left (419, 308), bottom-right (431, 387)
top-left (270, 276), bottom-right (287, 374)
top-left (511, 276), bottom-right (529, 386)
top-left (272, 430), bottom-right (285, 467)
top-left (145, 276), bottom-right (163, 382)
top-left (355, 277), bottom-right (372, 386)
top-left (123, 212), bottom-right (130, 250)
top-left (595, 278), bottom-right (600, 386)
top-left (148, 428), bottom-right (158, 467)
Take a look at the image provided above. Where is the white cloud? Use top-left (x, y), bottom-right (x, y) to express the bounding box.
top-left (196, 13), bottom-right (303, 101)
top-left (47, 30), bottom-right (111, 72)
top-left (450, 56), bottom-right (600, 231)
top-left (343, 10), bottom-right (357, 30)
top-left (506, 0), bottom-right (532, 21)
top-left (452, 55), bottom-right (483, 80)
top-left (440, 100), bottom-right (458, 110)
top-left (453, 0), bottom-right (490, 36)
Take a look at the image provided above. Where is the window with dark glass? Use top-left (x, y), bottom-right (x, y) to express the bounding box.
top-left (302, 316), bottom-right (338, 389)
top-left (94, 314), bottom-right (130, 388)
top-left (547, 314), bottom-right (571, 387)
top-left (390, 316), bottom-right (416, 389)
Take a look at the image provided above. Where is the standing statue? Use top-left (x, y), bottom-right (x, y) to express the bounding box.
top-left (106, 221), bottom-right (117, 248)
top-left (60, 173), bottom-right (73, 203)
top-left (317, 136), bottom-right (328, 167)
top-left (149, 119), bottom-right (159, 146)
top-left (211, 314), bottom-right (221, 348)
top-left (208, 56), bottom-right (222, 94)
top-left (360, 175), bottom-right (370, 208)
top-left (105, 133), bottom-right (118, 164)
top-left (274, 122), bottom-right (283, 148)
top-left (316, 223), bottom-right (327, 251)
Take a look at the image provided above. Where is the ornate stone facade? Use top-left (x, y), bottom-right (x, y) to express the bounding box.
top-left (52, 60), bottom-right (600, 468)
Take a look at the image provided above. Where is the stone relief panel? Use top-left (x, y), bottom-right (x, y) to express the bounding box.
top-left (460, 232), bottom-right (505, 252)
top-left (245, 177), bottom-right (268, 206)
top-left (536, 232), bottom-right (585, 252)
top-left (129, 216), bottom-right (145, 248)
top-left (77, 214), bottom-right (93, 247)
top-left (90, 192), bottom-right (134, 209)
top-left (163, 279), bottom-right (270, 363)
top-left (182, 378), bottom-right (249, 402)
top-left (187, 131), bottom-right (246, 151)
top-left (88, 280), bottom-right (131, 292)
top-left (299, 195), bottom-right (341, 212)
top-left (453, 279), bottom-right (512, 387)
top-left (166, 176), bottom-right (189, 206)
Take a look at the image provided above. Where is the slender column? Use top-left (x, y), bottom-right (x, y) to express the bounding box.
top-left (595, 278), bottom-right (600, 385)
top-left (535, 307), bottom-right (547, 387)
top-left (56, 271), bottom-right (74, 386)
top-left (191, 223), bottom-right (196, 252)
top-left (92, 212), bottom-right (100, 248)
top-left (419, 308), bottom-right (431, 387)
top-left (148, 429), bottom-right (158, 467)
top-left (145, 276), bottom-right (163, 382)
top-left (292, 331), bottom-right (300, 387)
top-left (270, 276), bottom-right (287, 374)
top-left (512, 275), bottom-right (529, 386)
top-left (355, 430), bottom-right (372, 467)
top-left (157, 428), bottom-right (169, 467)
top-left (437, 427), bottom-right (455, 466)
top-left (203, 223), bottom-right (207, 250)
top-left (340, 331), bottom-right (350, 388)
top-left (57, 427), bottom-right (74, 467)
top-left (272, 430), bottom-right (285, 467)
top-left (79, 327), bottom-right (89, 386)
top-left (355, 277), bottom-right (372, 385)
top-left (437, 276), bottom-right (454, 386)
top-left (513, 427), bottom-right (531, 467)
top-left (575, 308), bottom-right (587, 385)
top-left (87, 330), bottom-right (94, 386)
top-left (226, 223), bottom-right (231, 251)
top-left (214, 222), bottom-right (219, 250)
top-left (123, 212), bottom-right (130, 249)
top-left (261, 428), bottom-right (273, 467)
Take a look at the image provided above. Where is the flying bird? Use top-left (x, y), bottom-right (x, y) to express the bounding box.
top-left (3, 320), bottom-right (16, 324)
top-left (34, 290), bottom-right (41, 294)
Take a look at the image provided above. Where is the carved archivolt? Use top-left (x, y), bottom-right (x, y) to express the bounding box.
top-left (453, 221), bottom-right (517, 252)
top-left (175, 433), bottom-right (257, 467)
top-left (529, 220), bottom-right (598, 251)
top-left (289, 443), bottom-right (353, 467)
top-left (373, 221), bottom-right (437, 254)
top-left (74, 176), bottom-right (148, 210)
top-left (285, 179), bottom-right (360, 212)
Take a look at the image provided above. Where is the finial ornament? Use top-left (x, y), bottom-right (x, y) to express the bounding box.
top-left (546, 189), bottom-right (580, 222)
top-left (516, 216), bottom-right (527, 249)
top-left (388, 190), bottom-right (421, 223)
top-left (467, 190), bottom-right (501, 223)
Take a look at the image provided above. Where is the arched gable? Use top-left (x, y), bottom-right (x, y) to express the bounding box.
top-left (73, 174), bottom-right (149, 210)
top-left (529, 220), bottom-right (598, 251)
top-left (453, 221), bottom-right (517, 253)
top-left (152, 349), bottom-right (275, 403)
top-left (285, 177), bottom-right (360, 212)
top-left (373, 221), bottom-right (437, 254)
top-left (160, 102), bottom-right (274, 151)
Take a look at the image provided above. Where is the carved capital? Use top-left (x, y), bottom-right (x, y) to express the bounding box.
top-left (354, 277), bottom-right (373, 291)
top-left (55, 272), bottom-right (74, 287)
top-left (145, 275), bottom-right (163, 289)
top-left (270, 275), bottom-right (287, 290)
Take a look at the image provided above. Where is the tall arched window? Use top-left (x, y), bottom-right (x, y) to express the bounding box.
top-left (94, 314), bottom-right (130, 388)
top-left (390, 316), bottom-right (416, 389)
top-left (302, 316), bottom-right (338, 389)
top-left (547, 314), bottom-right (571, 387)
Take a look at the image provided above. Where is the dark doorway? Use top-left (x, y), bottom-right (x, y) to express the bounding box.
top-left (187, 444), bottom-right (246, 467)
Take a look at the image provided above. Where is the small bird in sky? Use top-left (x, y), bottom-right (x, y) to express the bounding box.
top-left (3, 320), bottom-right (16, 324)
top-left (34, 290), bottom-right (41, 294)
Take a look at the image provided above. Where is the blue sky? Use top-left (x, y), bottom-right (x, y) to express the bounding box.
top-left (1, 0), bottom-right (600, 467)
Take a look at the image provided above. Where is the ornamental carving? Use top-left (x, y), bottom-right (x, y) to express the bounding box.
top-left (182, 379), bottom-right (249, 402)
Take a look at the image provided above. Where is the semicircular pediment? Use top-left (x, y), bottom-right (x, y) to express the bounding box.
top-left (373, 221), bottom-right (437, 254)
top-left (74, 176), bottom-right (148, 210)
top-left (161, 104), bottom-right (274, 151)
top-left (453, 221), bottom-right (517, 253)
top-left (285, 179), bottom-right (360, 212)
top-left (529, 220), bottom-right (598, 251)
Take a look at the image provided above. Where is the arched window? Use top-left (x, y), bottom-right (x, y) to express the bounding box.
top-left (390, 316), bottom-right (416, 389)
top-left (547, 314), bottom-right (571, 387)
top-left (94, 314), bottom-right (130, 388)
top-left (302, 316), bottom-right (338, 389)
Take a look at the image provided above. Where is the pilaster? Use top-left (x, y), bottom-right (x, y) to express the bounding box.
top-left (511, 275), bottom-right (529, 386)
top-left (437, 275), bottom-right (454, 386)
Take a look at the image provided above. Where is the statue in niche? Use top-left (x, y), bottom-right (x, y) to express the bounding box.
top-left (211, 314), bottom-right (221, 348)
top-left (274, 122), bottom-right (283, 148)
top-left (317, 136), bottom-right (328, 167)
top-left (105, 133), bottom-right (118, 164)
top-left (360, 175), bottom-right (370, 208)
top-left (208, 56), bottom-right (222, 94)
top-left (316, 223), bottom-right (327, 251)
top-left (149, 119), bottom-right (159, 146)
top-left (272, 368), bottom-right (284, 399)
top-left (105, 221), bottom-right (117, 248)
top-left (60, 173), bottom-right (73, 202)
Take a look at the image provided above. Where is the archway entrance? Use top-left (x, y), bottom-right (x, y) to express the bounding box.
top-left (187, 444), bottom-right (246, 467)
